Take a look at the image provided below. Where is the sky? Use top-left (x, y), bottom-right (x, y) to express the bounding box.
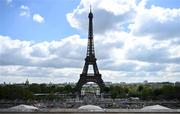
top-left (0, 0), bottom-right (180, 84)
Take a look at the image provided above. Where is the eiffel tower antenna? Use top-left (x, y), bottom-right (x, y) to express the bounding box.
top-left (90, 5), bottom-right (92, 12)
top-left (75, 7), bottom-right (105, 95)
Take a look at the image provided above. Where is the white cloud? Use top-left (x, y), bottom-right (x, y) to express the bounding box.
top-left (0, 65), bottom-right (179, 83)
top-left (130, 5), bottom-right (180, 40)
top-left (66, 0), bottom-right (136, 34)
top-left (1, 31), bottom-right (180, 83)
top-left (0, 65), bottom-right (80, 83)
top-left (0, 35), bottom-right (86, 68)
top-left (67, 0), bottom-right (180, 40)
top-left (33, 14), bottom-right (44, 23)
top-left (20, 5), bottom-right (29, 10)
top-left (19, 6), bottom-right (45, 23)
top-left (20, 5), bottom-right (30, 17)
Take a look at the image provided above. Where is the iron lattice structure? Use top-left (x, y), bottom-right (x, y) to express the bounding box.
top-left (74, 9), bottom-right (105, 94)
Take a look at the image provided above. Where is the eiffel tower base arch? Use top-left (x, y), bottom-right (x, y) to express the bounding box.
top-left (74, 74), bottom-right (105, 95)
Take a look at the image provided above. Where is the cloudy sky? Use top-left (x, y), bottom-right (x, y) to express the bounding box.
top-left (0, 0), bottom-right (180, 83)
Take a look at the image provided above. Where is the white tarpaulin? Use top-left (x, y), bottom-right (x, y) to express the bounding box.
top-left (141, 105), bottom-right (170, 110)
top-left (9, 104), bottom-right (38, 111)
top-left (78, 105), bottom-right (102, 110)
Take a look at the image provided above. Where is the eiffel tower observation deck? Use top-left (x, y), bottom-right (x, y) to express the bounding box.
top-left (74, 8), bottom-right (105, 94)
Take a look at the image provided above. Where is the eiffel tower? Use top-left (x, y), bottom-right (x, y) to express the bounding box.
top-left (75, 8), bottom-right (105, 94)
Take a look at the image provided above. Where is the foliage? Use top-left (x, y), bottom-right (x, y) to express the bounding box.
top-left (0, 83), bottom-right (180, 100)
top-left (105, 84), bottom-right (180, 100)
top-left (0, 84), bottom-right (73, 100)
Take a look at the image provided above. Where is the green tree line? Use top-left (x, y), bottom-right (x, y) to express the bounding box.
top-left (104, 84), bottom-right (180, 100)
top-left (0, 84), bottom-right (73, 100)
top-left (0, 83), bottom-right (180, 100)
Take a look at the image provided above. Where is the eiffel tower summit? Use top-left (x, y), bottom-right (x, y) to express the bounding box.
top-left (75, 8), bottom-right (105, 94)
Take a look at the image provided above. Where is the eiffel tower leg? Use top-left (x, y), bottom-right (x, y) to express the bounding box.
top-left (74, 75), bottom-right (86, 94)
top-left (82, 61), bottom-right (88, 74)
top-left (96, 76), bottom-right (105, 93)
top-left (93, 62), bottom-right (99, 74)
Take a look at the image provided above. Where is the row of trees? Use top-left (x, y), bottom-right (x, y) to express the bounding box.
top-left (0, 83), bottom-right (180, 100)
top-left (0, 84), bottom-right (73, 100)
top-left (104, 84), bottom-right (180, 100)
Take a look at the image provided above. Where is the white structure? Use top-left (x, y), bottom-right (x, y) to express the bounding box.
top-left (9, 104), bottom-right (38, 111)
top-left (141, 105), bottom-right (170, 110)
top-left (78, 105), bottom-right (102, 110)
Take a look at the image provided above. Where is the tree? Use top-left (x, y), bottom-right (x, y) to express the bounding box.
top-left (29, 84), bottom-right (41, 93)
top-left (137, 85), bottom-right (144, 93)
top-left (103, 87), bottom-right (110, 93)
top-left (63, 85), bottom-right (73, 93)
